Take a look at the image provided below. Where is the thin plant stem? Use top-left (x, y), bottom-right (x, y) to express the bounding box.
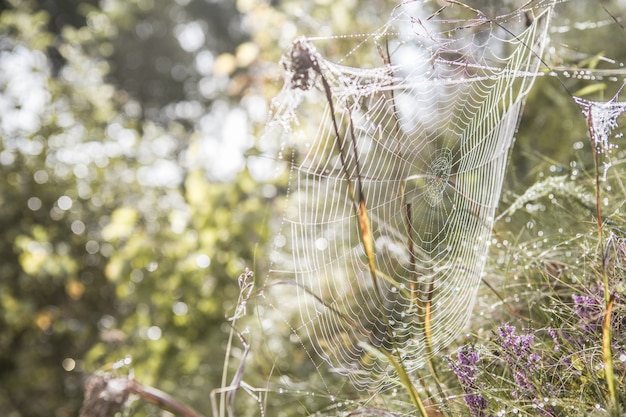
top-left (217, 325), bottom-right (235, 417)
top-left (602, 294), bottom-right (619, 416)
top-left (589, 123), bottom-right (604, 244)
top-left (215, 270), bottom-right (255, 417)
top-left (584, 105), bottom-right (618, 415)
top-left (380, 349), bottom-right (430, 417)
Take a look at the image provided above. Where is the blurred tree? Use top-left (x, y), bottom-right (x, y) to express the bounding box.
top-left (0, 5), bottom-right (120, 415)
top-left (0, 1), bottom-right (271, 416)
top-left (1, 0), bottom-right (624, 416)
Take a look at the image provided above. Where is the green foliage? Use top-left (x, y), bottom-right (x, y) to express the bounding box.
top-left (0, 4), bottom-right (116, 415)
top-left (0, 1), bottom-right (271, 416)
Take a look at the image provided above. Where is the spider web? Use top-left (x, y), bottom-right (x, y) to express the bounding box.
top-left (264, 1), bottom-right (553, 393)
top-left (574, 96), bottom-right (626, 154)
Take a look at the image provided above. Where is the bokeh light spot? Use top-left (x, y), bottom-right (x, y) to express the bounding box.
top-left (195, 254), bottom-right (211, 268)
top-left (85, 240), bottom-right (100, 254)
top-left (173, 301), bottom-right (188, 316)
top-left (57, 196), bottom-right (73, 210)
top-left (27, 196), bottom-right (42, 211)
top-left (62, 358), bottom-right (76, 372)
top-left (71, 220), bottom-right (86, 235)
top-left (147, 326), bottom-right (162, 340)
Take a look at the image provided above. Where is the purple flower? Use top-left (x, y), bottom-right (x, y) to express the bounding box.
top-left (496, 324), bottom-right (535, 358)
top-left (450, 346), bottom-right (490, 417)
top-left (571, 289), bottom-right (626, 359)
top-left (451, 345), bottom-right (480, 386)
top-left (465, 393), bottom-right (489, 416)
top-left (458, 345), bottom-right (480, 367)
top-left (572, 294), bottom-right (602, 332)
top-left (494, 325), bottom-right (540, 399)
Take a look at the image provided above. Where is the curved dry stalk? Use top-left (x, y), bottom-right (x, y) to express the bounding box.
top-left (80, 373), bottom-right (205, 417)
top-left (602, 287), bottom-right (618, 415)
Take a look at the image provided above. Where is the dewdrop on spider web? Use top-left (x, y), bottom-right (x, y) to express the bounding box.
top-left (574, 95), bottom-right (626, 154)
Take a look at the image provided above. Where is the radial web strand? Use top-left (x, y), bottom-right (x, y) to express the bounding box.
top-left (265, 3), bottom-right (553, 391)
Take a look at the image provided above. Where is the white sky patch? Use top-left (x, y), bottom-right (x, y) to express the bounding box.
top-left (195, 49), bottom-right (215, 75)
top-left (175, 21), bottom-right (206, 52)
top-left (191, 107), bottom-right (254, 181)
top-left (247, 154), bottom-right (284, 182)
top-left (137, 159), bottom-right (183, 187)
top-left (240, 94), bottom-right (268, 124)
top-left (0, 46), bottom-right (50, 137)
top-left (202, 138), bottom-right (246, 180)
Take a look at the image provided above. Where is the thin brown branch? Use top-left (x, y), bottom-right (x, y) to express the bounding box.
top-left (80, 373), bottom-right (205, 417)
top-left (131, 381), bottom-right (205, 417)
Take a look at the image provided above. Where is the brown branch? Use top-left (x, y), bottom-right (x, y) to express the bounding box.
top-left (80, 373), bottom-right (205, 417)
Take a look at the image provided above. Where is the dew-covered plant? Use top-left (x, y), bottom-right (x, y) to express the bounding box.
top-left (448, 246), bottom-right (626, 417)
top-left (449, 281), bottom-right (626, 416)
top-left (447, 97), bottom-right (626, 416)
top-left (450, 346), bottom-right (490, 417)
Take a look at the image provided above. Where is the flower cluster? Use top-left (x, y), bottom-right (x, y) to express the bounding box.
top-left (571, 288), bottom-right (626, 359)
top-left (494, 325), bottom-right (543, 401)
top-left (572, 293), bottom-right (603, 332)
top-left (450, 345), bottom-right (491, 417)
